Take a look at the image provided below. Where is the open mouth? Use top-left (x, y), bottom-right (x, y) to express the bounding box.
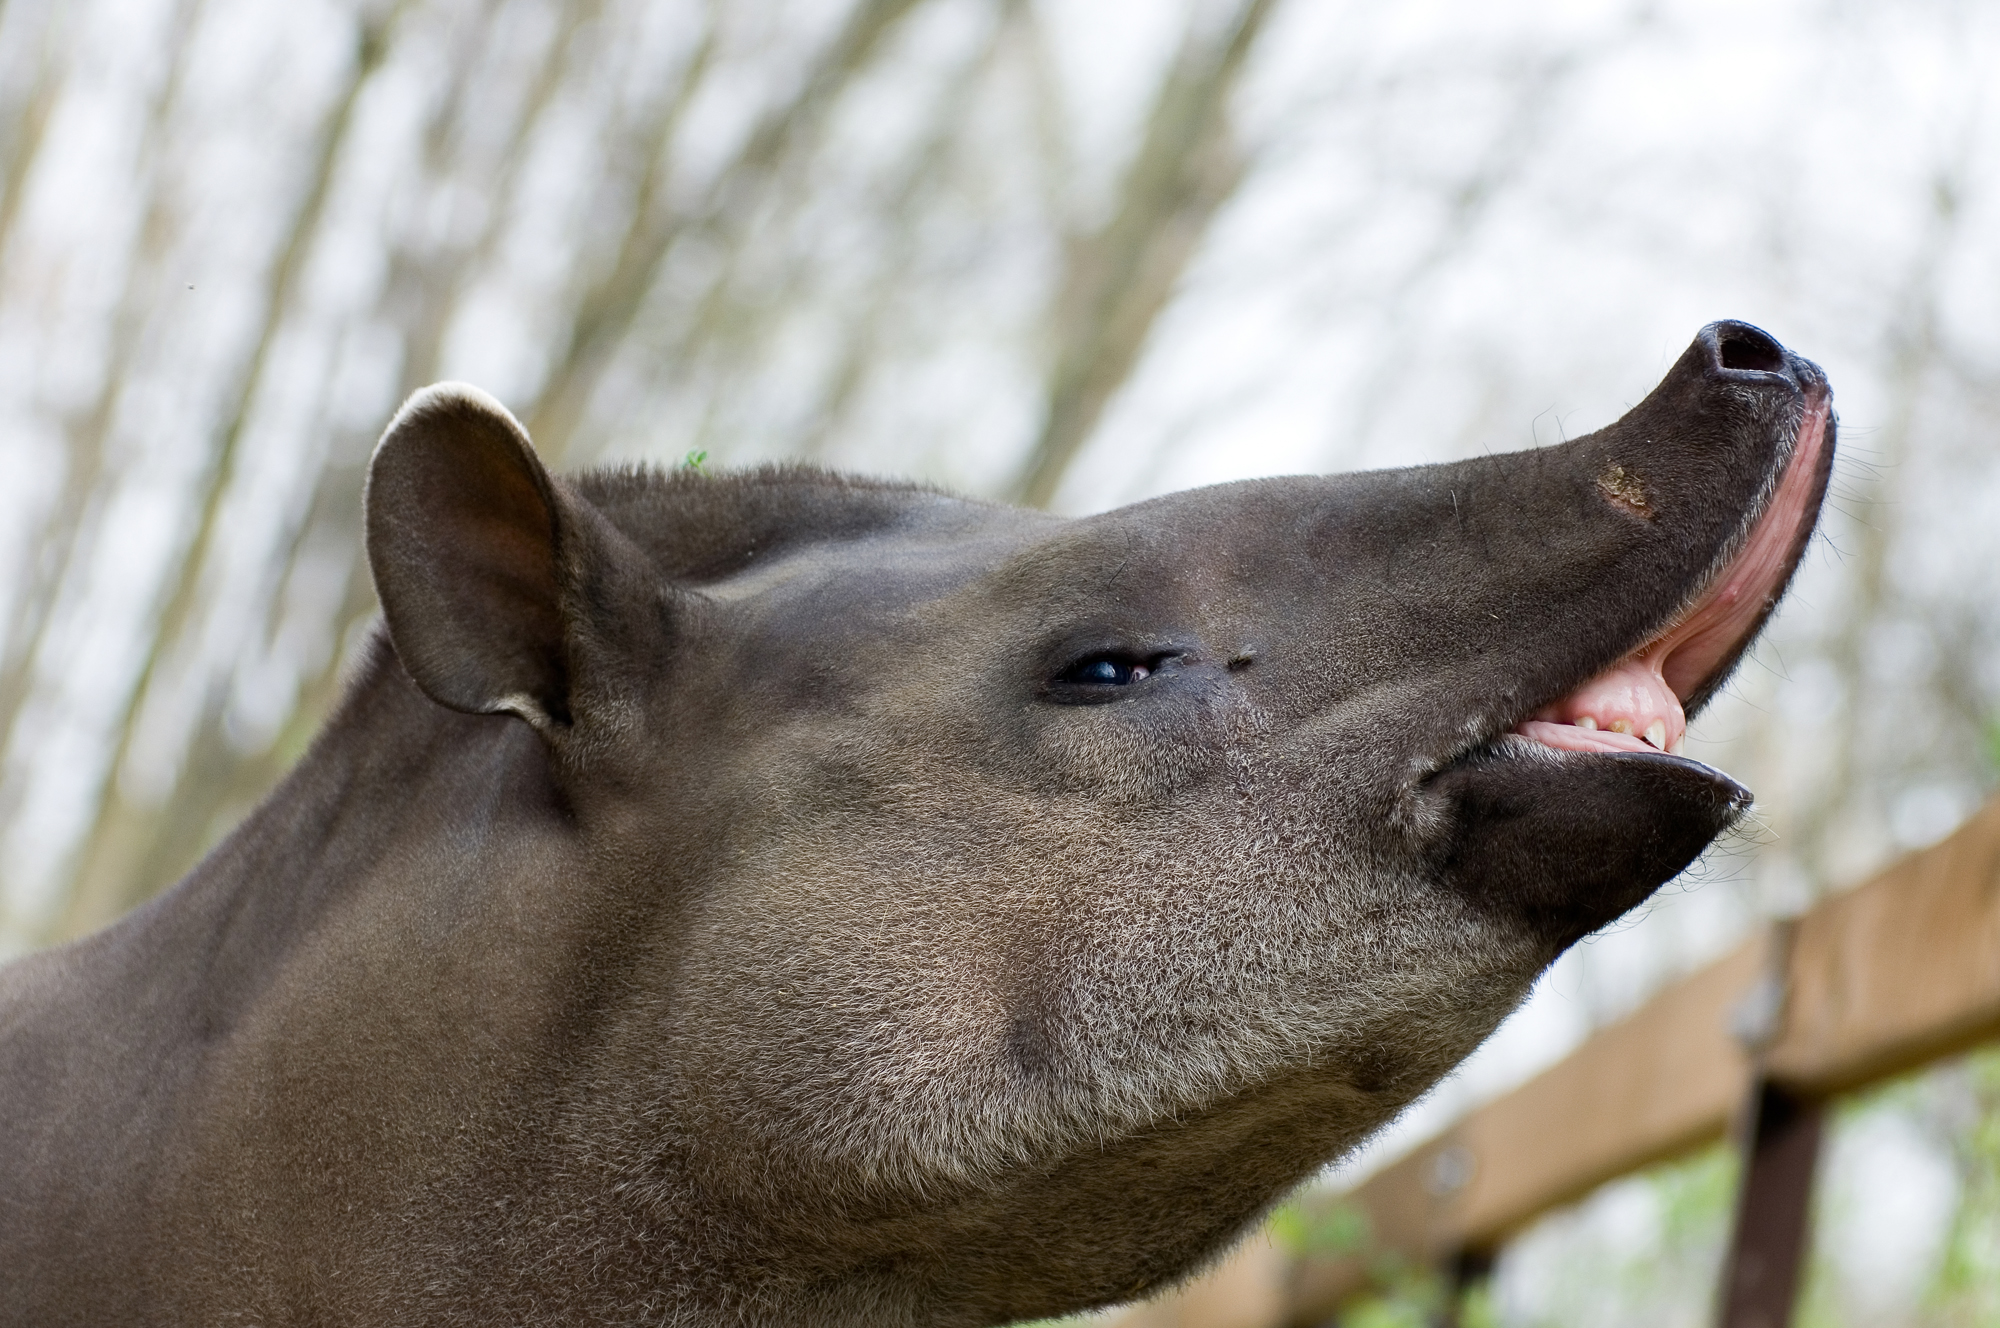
top-left (1511, 392), bottom-right (1832, 758)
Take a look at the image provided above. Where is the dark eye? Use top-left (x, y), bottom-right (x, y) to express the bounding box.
top-left (1057, 655), bottom-right (1152, 687)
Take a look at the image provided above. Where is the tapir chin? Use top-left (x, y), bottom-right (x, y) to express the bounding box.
top-left (1, 321), bottom-right (1833, 1325)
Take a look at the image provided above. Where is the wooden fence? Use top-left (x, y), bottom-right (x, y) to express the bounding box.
top-left (1115, 792), bottom-right (2000, 1327)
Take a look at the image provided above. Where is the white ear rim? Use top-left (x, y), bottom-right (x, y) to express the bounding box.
top-left (375, 382), bottom-right (535, 456)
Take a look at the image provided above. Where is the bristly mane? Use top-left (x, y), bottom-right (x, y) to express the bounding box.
top-left (571, 462), bottom-right (975, 586)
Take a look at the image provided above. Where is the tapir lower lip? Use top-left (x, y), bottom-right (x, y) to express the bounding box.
top-left (1428, 736), bottom-right (1755, 945)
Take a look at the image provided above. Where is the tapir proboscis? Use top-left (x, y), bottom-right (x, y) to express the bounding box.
top-left (0, 321), bottom-right (1833, 1325)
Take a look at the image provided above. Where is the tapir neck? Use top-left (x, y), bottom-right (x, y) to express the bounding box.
top-left (0, 644), bottom-right (666, 1320)
top-left (124, 647), bottom-right (582, 1043)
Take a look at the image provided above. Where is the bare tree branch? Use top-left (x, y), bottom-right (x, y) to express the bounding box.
top-left (0, 0), bottom-right (64, 264)
top-left (53, 3), bottom-right (405, 940)
top-left (1011, 0), bottom-right (1278, 510)
top-left (0, 0), bottom-right (206, 789)
top-left (522, 0), bottom-right (925, 463)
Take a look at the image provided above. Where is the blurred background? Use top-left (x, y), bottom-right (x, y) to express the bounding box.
top-left (1, 0), bottom-right (1997, 1322)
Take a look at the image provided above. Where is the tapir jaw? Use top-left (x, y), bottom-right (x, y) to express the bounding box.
top-left (1416, 320), bottom-right (1833, 945)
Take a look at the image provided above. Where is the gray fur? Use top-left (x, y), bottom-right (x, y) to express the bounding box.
top-left (0, 322), bottom-right (1832, 1325)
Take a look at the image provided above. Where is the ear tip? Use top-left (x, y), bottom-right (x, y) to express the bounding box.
top-left (375, 382), bottom-right (534, 461)
top-left (366, 381), bottom-right (554, 546)
top-left (408, 380), bottom-right (517, 419)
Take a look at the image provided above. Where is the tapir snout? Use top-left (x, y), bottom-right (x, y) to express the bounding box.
top-left (0, 322), bottom-right (1832, 1326)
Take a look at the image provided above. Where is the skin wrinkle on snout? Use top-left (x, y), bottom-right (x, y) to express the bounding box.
top-left (0, 324), bottom-right (1834, 1327)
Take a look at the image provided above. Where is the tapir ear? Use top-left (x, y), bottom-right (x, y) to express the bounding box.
top-left (364, 383), bottom-right (576, 729)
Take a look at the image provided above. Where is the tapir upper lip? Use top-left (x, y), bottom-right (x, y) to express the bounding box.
top-left (1481, 322), bottom-right (1835, 768)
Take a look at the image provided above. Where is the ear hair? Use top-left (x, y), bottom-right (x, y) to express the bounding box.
top-left (364, 383), bottom-right (580, 732)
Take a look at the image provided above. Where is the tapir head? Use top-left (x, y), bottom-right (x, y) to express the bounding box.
top-left (363, 320), bottom-right (1831, 1317)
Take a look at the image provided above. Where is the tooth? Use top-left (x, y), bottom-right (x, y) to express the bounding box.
top-left (1644, 720), bottom-right (1667, 749)
top-left (1609, 719), bottom-right (1633, 735)
top-left (1576, 716), bottom-right (1597, 730)
top-left (1670, 736), bottom-right (1685, 755)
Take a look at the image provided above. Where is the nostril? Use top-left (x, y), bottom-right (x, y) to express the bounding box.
top-left (1718, 326), bottom-right (1786, 374)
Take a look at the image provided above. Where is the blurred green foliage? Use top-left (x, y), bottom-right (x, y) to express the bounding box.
top-left (1797, 1046), bottom-right (2000, 1328)
top-left (1335, 1260), bottom-right (1448, 1328)
top-left (1269, 1198), bottom-right (1371, 1259)
top-left (1923, 1052), bottom-right (2000, 1325)
top-left (1333, 1146), bottom-right (1736, 1328)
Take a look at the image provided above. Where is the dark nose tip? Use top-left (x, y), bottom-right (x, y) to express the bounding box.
top-left (1700, 319), bottom-right (1798, 386)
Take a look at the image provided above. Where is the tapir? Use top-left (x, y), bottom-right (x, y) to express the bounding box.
top-left (0, 321), bottom-right (1832, 1325)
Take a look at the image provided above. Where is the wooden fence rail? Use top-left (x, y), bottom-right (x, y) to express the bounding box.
top-left (1115, 793), bottom-right (2000, 1328)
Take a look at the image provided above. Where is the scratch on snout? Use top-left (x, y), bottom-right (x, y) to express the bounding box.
top-left (1597, 464), bottom-right (1655, 520)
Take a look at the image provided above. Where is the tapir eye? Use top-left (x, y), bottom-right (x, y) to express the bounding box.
top-left (1062, 656), bottom-right (1151, 687)
top-left (1045, 649), bottom-right (1182, 703)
